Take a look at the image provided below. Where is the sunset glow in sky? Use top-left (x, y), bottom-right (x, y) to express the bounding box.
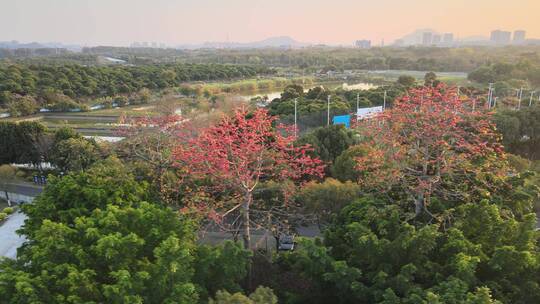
top-left (1, 0), bottom-right (539, 46)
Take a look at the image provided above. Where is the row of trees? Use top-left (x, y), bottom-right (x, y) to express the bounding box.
top-left (80, 45), bottom-right (540, 72)
top-left (267, 84), bottom-right (405, 118)
top-left (0, 122), bottom-right (106, 173)
top-left (0, 121), bottom-right (46, 165)
top-left (493, 105), bottom-right (540, 160)
top-left (0, 63), bottom-right (273, 112)
top-left (468, 60), bottom-right (540, 87)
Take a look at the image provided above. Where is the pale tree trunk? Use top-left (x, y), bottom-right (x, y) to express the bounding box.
top-left (242, 189), bottom-right (253, 290)
top-left (242, 190), bottom-right (252, 250)
top-left (415, 192), bottom-right (424, 217)
top-left (416, 147), bottom-right (429, 217)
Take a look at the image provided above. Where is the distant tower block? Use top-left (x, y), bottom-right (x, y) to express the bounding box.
top-left (355, 40), bottom-right (371, 49)
top-left (513, 30), bottom-right (526, 44)
top-left (443, 33), bottom-right (454, 44)
top-left (422, 32), bottom-right (433, 45)
top-left (432, 34), bottom-right (441, 45)
top-left (490, 30), bottom-right (511, 45)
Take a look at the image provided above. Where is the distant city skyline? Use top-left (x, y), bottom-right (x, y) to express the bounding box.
top-left (1, 0), bottom-right (539, 47)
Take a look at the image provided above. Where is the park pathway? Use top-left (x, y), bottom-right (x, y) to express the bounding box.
top-left (0, 211), bottom-right (27, 259)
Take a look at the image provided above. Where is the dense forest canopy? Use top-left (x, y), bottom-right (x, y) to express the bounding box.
top-left (0, 63), bottom-right (273, 101)
top-left (3, 45), bottom-right (539, 72)
top-left (79, 45), bottom-right (540, 72)
top-left (468, 60), bottom-right (540, 87)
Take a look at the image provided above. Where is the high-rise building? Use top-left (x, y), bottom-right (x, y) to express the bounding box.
top-left (422, 32), bottom-right (433, 45)
top-left (490, 30), bottom-right (511, 45)
top-left (513, 30), bottom-right (526, 44)
top-left (393, 39), bottom-right (405, 47)
top-left (443, 33), bottom-right (454, 44)
top-left (355, 40), bottom-right (371, 49)
top-left (432, 34), bottom-right (441, 45)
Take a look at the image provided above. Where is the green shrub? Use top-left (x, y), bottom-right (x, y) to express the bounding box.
top-left (3, 207), bottom-right (14, 214)
top-left (0, 212), bottom-right (7, 221)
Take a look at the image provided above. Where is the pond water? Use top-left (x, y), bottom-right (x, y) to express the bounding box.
top-left (366, 70), bottom-right (467, 79)
top-left (83, 135), bottom-right (125, 143)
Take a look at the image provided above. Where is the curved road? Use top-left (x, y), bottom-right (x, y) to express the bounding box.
top-left (0, 181), bottom-right (40, 259)
top-left (0, 211), bottom-right (27, 259)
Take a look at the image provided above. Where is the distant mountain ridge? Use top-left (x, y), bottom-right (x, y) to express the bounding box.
top-left (0, 40), bottom-right (81, 51)
top-left (397, 28), bottom-right (438, 45)
top-left (178, 36), bottom-right (311, 49)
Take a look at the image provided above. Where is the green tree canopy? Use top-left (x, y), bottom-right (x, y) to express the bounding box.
top-left (49, 137), bottom-right (102, 173)
top-left (278, 195), bottom-right (539, 303)
top-left (331, 145), bottom-right (369, 182)
top-left (20, 157), bottom-right (149, 237)
top-left (209, 287), bottom-right (278, 304)
top-left (295, 124), bottom-right (356, 165)
top-left (1, 157), bottom-right (252, 303)
top-left (493, 105), bottom-right (540, 160)
top-left (396, 75), bottom-right (416, 87)
top-left (0, 121), bottom-right (46, 165)
top-left (297, 178), bottom-right (360, 222)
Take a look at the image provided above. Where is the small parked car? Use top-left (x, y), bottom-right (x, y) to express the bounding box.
top-left (278, 235), bottom-right (295, 251)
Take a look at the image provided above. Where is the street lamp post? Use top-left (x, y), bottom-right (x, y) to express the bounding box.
top-left (327, 95), bottom-right (331, 126)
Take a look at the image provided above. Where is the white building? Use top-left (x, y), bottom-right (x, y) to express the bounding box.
top-left (513, 30), bottom-right (526, 44)
top-left (355, 40), bottom-right (371, 49)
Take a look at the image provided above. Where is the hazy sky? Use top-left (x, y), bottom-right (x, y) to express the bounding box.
top-left (1, 0), bottom-right (539, 46)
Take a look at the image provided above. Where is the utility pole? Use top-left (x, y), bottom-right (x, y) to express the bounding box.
top-left (383, 90), bottom-right (387, 110)
top-left (493, 97), bottom-right (498, 108)
top-left (518, 87), bottom-right (523, 110)
top-left (294, 98), bottom-right (298, 138)
top-left (487, 83), bottom-right (493, 109)
top-left (529, 91), bottom-right (535, 107)
top-left (472, 99), bottom-right (476, 112)
top-left (327, 95), bottom-right (331, 126)
top-left (356, 93), bottom-right (359, 113)
top-left (456, 86), bottom-right (460, 101)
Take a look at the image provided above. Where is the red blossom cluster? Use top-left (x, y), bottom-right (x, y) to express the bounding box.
top-left (173, 108), bottom-right (324, 191)
top-left (355, 84), bottom-right (505, 216)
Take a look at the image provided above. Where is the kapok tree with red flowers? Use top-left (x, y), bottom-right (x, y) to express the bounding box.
top-left (355, 84), bottom-right (506, 220)
top-left (174, 108), bottom-right (324, 249)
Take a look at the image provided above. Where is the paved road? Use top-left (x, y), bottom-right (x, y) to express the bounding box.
top-left (0, 211), bottom-right (27, 259)
top-left (5, 182), bottom-right (43, 197)
top-left (0, 182), bottom-right (39, 259)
